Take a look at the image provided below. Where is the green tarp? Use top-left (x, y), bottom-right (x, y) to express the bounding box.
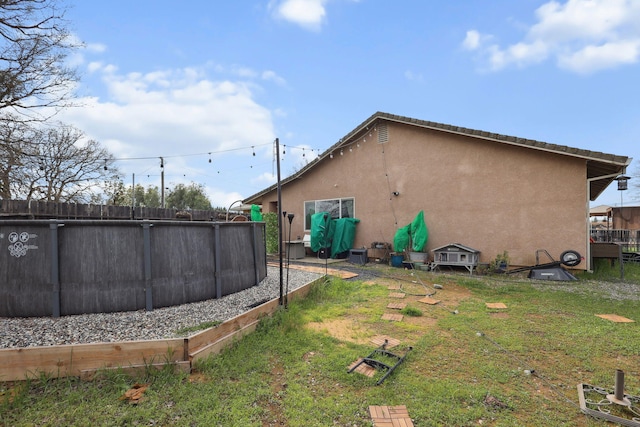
top-left (331, 217), bottom-right (360, 258)
top-left (250, 205), bottom-right (263, 221)
top-left (310, 212), bottom-right (334, 252)
top-left (393, 210), bottom-right (429, 252)
top-left (310, 212), bottom-right (360, 258)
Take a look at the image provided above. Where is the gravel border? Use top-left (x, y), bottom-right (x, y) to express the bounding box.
top-left (0, 266), bottom-right (323, 349)
top-left (2, 263), bottom-right (637, 349)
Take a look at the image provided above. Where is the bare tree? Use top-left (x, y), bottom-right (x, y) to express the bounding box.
top-left (0, 0), bottom-right (79, 121)
top-left (27, 125), bottom-right (119, 202)
top-left (0, 115), bottom-right (35, 198)
top-left (0, 119), bottom-right (120, 202)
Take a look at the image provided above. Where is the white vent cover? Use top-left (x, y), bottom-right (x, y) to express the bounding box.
top-left (378, 123), bottom-right (388, 143)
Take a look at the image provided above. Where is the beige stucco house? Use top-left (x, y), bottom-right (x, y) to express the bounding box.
top-left (244, 112), bottom-right (631, 270)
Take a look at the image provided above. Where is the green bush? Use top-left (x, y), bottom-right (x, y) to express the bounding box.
top-left (264, 212), bottom-right (279, 254)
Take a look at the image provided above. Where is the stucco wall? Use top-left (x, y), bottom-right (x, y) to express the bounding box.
top-left (260, 120), bottom-right (588, 268)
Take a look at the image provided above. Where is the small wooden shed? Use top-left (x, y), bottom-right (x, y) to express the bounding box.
top-left (431, 243), bottom-right (481, 274)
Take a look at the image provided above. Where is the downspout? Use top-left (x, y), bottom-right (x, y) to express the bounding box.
top-left (586, 171), bottom-right (627, 271)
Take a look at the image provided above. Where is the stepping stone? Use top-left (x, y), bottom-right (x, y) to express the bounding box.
top-left (381, 313), bottom-right (403, 322)
top-left (369, 405), bottom-right (414, 427)
top-left (387, 285), bottom-right (401, 290)
top-left (418, 297), bottom-right (440, 305)
top-left (387, 302), bottom-right (407, 310)
top-left (486, 302), bottom-right (507, 309)
top-left (347, 358), bottom-right (376, 377)
top-left (388, 292), bottom-right (406, 299)
top-left (370, 335), bottom-right (401, 348)
top-left (596, 314), bottom-right (634, 323)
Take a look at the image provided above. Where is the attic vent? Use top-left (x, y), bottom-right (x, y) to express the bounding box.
top-left (378, 123), bottom-right (388, 143)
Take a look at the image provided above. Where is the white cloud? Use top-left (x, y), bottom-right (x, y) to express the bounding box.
top-left (58, 63), bottom-right (280, 206)
top-left (87, 61), bottom-right (104, 73)
top-left (262, 70), bottom-right (287, 86)
top-left (86, 43), bottom-right (107, 53)
top-left (462, 30), bottom-right (481, 50)
top-left (272, 0), bottom-right (328, 31)
top-left (404, 70), bottom-right (423, 82)
top-left (558, 39), bottom-right (640, 73)
top-left (205, 188), bottom-right (246, 210)
top-left (464, 0), bottom-right (640, 73)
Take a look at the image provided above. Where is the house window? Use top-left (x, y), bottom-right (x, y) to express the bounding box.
top-left (304, 197), bottom-right (355, 230)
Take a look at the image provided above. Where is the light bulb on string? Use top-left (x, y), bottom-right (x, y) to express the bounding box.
top-left (330, 152), bottom-right (334, 159)
top-left (208, 152), bottom-right (212, 163)
top-left (349, 147), bottom-right (352, 152)
top-left (340, 149), bottom-right (343, 156)
top-left (302, 148), bottom-right (305, 157)
top-left (252, 146), bottom-right (255, 156)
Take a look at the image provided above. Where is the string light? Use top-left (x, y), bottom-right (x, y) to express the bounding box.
top-left (208, 152), bottom-right (212, 163)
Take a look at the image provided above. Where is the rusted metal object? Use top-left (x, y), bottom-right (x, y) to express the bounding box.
top-left (577, 370), bottom-right (640, 426)
top-left (348, 339), bottom-right (412, 385)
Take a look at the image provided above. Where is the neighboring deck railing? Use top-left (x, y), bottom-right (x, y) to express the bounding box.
top-left (590, 229), bottom-right (640, 253)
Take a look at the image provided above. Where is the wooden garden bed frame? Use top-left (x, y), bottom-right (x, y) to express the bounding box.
top-left (0, 276), bottom-right (326, 382)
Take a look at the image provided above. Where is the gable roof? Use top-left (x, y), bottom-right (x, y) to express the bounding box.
top-left (432, 243), bottom-right (481, 253)
top-left (244, 111), bottom-right (631, 203)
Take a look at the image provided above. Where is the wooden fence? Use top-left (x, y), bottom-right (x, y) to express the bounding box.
top-left (0, 199), bottom-right (238, 221)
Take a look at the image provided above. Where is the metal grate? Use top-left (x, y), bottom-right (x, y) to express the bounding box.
top-left (378, 123), bottom-right (388, 143)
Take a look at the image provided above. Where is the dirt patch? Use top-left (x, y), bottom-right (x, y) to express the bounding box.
top-left (188, 372), bottom-right (209, 384)
top-left (262, 358), bottom-right (287, 427)
top-left (306, 318), bottom-right (372, 345)
top-left (489, 312), bottom-right (510, 319)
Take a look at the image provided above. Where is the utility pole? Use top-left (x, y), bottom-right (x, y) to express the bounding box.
top-left (131, 173), bottom-right (135, 219)
top-left (160, 157), bottom-right (165, 208)
top-left (276, 138), bottom-right (284, 306)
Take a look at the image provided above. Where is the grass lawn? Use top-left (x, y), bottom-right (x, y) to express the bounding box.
top-left (2, 261), bottom-right (640, 426)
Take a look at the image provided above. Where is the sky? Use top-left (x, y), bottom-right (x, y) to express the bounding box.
top-left (60, 0), bottom-right (640, 209)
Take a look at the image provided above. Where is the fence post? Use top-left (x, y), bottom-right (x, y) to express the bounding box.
top-left (252, 223), bottom-right (260, 286)
top-left (142, 221), bottom-right (153, 311)
top-left (50, 220), bottom-right (62, 317)
top-left (213, 224), bottom-right (222, 298)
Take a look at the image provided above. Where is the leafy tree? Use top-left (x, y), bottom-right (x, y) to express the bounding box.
top-left (127, 184), bottom-right (161, 208)
top-left (102, 178), bottom-right (127, 205)
top-left (165, 182), bottom-right (212, 210)
top-left (0, 0), bottom-right (79, 121)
